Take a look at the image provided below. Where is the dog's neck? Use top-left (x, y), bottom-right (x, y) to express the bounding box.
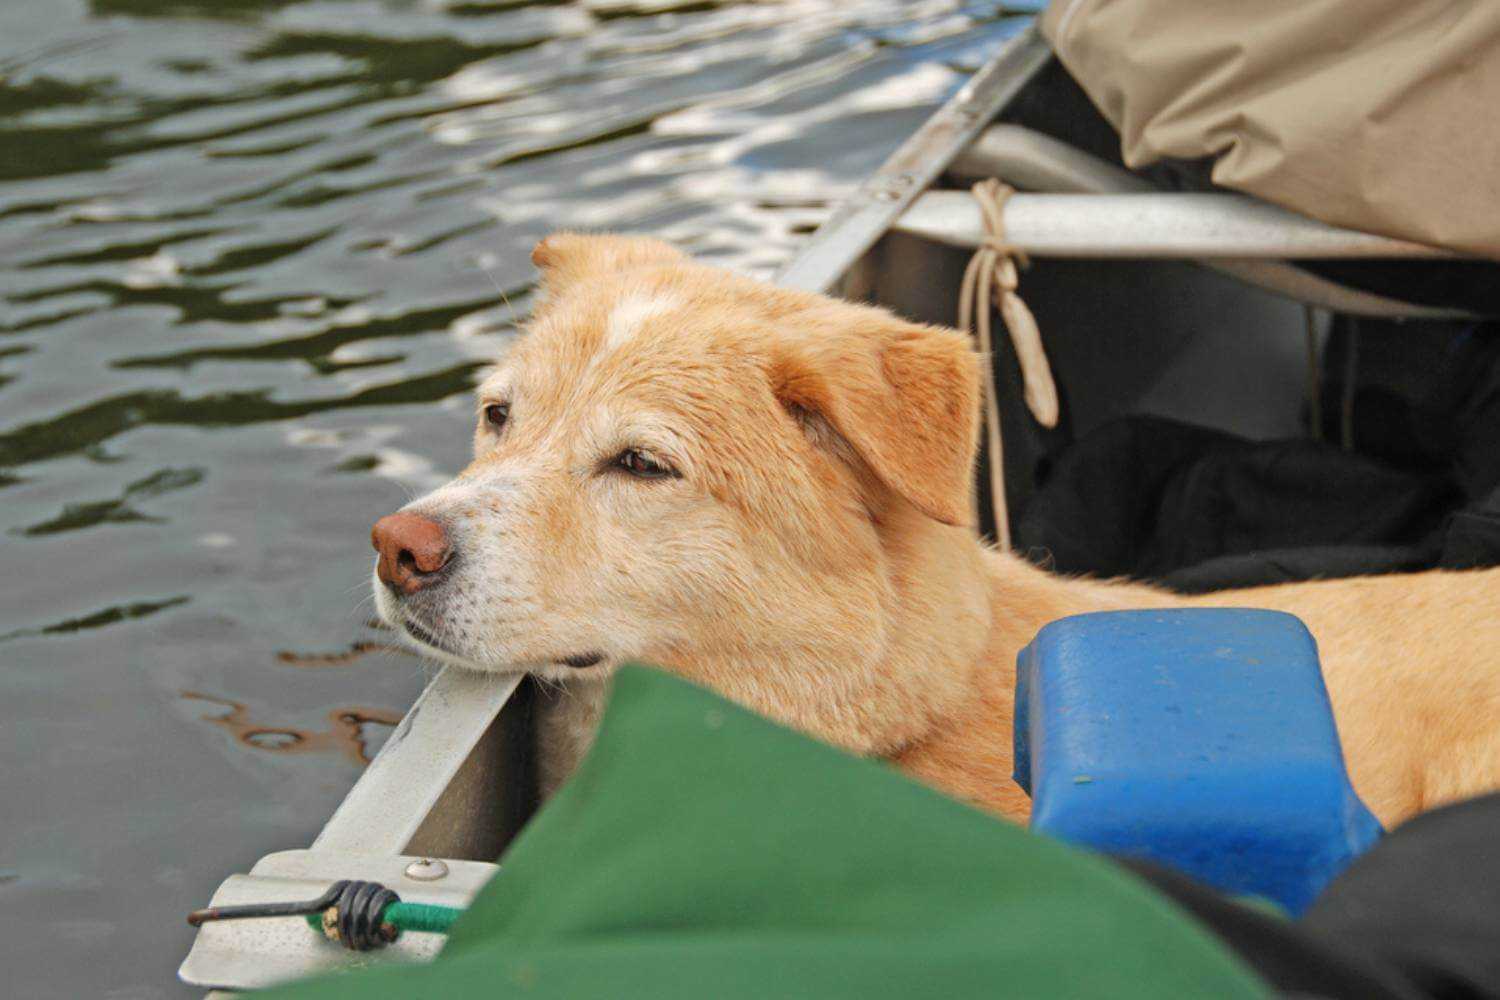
top-left (890, 548), bottom-right (1167, 821)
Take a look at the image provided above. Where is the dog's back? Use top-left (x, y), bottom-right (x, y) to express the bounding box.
top-left (1202, 570), bottom-right (1500, 821)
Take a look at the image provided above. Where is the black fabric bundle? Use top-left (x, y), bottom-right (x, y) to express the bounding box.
top-left (1016, 320), bottom-right (1500, 592)
top-left (1121, 792), bottom-right (1500, 1000)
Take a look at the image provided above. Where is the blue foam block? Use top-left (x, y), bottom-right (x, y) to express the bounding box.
top-left (1014, 608), bottom-right (1382, 915)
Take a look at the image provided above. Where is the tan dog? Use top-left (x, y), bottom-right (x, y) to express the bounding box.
top-left (371, 232), bottom-right (1500, 828)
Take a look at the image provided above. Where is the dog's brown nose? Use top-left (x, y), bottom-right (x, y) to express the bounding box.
top-left (371, 512), bottom-right (453, 595)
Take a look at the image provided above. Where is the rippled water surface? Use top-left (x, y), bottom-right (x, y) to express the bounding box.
top-left (0, 2), bottom-right (1032, 994)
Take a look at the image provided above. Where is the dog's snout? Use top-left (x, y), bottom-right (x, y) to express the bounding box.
top-left (372, 512), bottom-right (453, 595)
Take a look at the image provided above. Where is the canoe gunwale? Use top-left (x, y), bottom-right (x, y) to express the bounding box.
top-left (775, 23), bottom-right (1052, 294)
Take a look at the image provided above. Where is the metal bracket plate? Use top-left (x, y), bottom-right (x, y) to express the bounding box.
top-left (180, 666), bottom-right (523, 993)
top-left (178, 850), bottom-right (498, 992)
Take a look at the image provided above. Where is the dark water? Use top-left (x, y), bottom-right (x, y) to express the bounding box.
top-left (0, 2), bottom-right (1032, 995)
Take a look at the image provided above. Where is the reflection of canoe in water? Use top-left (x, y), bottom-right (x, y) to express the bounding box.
top-left (179, 23), bottom-right (1489, 992)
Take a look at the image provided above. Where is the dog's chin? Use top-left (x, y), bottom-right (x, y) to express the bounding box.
top-left (372, 576), bottom-right (618, 678)
top-left (381, 614), bottom-right (479, 668)
top-left (378, 613), bottom-right (616, 680)
top-left (530, 658), bottom-right (615, 683)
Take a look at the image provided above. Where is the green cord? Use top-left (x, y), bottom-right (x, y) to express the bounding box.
top-left (385, 901), bottom-right (462, 934)
top-left (304, 901), bottom-right (462, 938)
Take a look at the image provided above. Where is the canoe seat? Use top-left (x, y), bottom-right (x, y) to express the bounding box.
top-left (1014, 608), bottom-right (1383, 914)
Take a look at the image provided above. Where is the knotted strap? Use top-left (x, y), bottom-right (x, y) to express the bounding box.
top-left (958, 179), bottom-right (1059, 548)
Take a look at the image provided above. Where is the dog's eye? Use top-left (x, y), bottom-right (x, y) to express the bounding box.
top-left (482, 403), bottom-right (509, 430)
top-left (615, 449), bottom-right (676, 480)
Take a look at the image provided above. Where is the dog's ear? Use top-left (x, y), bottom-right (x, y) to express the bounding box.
top-left (531, 232), bottom-right (684, 292)
top-left (773, 318), bottom-right (980, 527)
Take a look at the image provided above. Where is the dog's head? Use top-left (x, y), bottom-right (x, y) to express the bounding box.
top-left (372, 233), bottom-right (989, 752)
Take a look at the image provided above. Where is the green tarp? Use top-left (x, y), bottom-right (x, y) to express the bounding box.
top-left (266, 666), bottom-right (1267, 998)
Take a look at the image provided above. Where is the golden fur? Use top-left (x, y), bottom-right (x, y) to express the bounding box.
top-left (374, 233), bottom-right (1500, 827)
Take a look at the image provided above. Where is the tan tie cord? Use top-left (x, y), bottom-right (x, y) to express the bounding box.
top-left (957, 179), bottom-right (1059, 549)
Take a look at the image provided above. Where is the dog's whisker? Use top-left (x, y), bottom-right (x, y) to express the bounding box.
top-left (480, 261), bottom-right (524, 331)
